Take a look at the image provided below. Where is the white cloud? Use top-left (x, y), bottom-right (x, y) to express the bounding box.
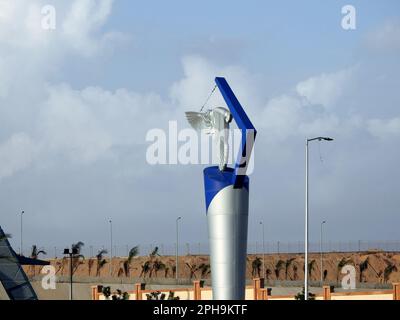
top-left (62, 0), bottom-right (116, 56)
top-left (0, 0), bottom-right (120, 56)
top-left (296, 68), bottom-right (353, 108)
top-left (0, 133), bottom-right (39, 179)
top-left (256, 67), bottom-right (357, 142)
top-left (40, 84), bottom-right (113, 163)
top-left (37, 83), bottom-right (173, 164)
top-left (169, 55), bottom-right (258, 114)
top-left (368, 117), bottom-right (400, 139)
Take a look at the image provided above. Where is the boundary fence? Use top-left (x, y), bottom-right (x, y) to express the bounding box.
top-left (18, 240), bottom-right (400, 258)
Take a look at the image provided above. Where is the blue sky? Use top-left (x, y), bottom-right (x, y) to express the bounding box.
top-left (60, 0), bottom-right (398, 92)
top-left (0, 0), bottom-right (400, 255)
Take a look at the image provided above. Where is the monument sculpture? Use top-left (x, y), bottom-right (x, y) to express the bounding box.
top-left (185, 77), bottom-right (256, 299)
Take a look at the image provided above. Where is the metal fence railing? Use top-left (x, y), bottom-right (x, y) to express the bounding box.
top-left (17, 240), bottom-right (400, 259)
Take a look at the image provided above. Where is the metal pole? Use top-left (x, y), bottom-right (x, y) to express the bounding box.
top-left (70, 252), bottom-right (73, 300)
top-left (305, 139), bottom-right (309, 300)
top-left (304, 136), bottom-right (333, 300)
top-left (20, 210), bottom-right (24, 256)
top-left (320, 221), bottom-right (326, 285)
top-left (176, 217), bottom-right (181, 282)
top-left (260, 221), bottom-right (265, 279)
top-left (109, 219), bottom-right (113, 276)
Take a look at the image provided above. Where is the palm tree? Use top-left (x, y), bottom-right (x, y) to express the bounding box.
top-left (171, 265), bottom-right (176, 278)
top-left (29, 245), bottom-right (47, 276)
top-left (359, 257), bottom-right (369, 283)
top-left (140, 261), bottom-right (151, 278)
top-left (96, 249), bottom-right (108, 277)
top-left (384, 263), bottom-right (397, 283)
top-left (71, 242), bottom-right (85, 275)
top-left (152, 260), bottom-right (166, 277)
top-left (72, 241), bottom-right (84, 254)
top-left (88, 258), bottom-right (95, 276)
top-left (285, 258), bottom-right (296, 280)
top-left (164, 266), bottom-right (170, 278)
top-left (30, 245), bottom-right (46, 259)
top-left (251, 257), bottom-right (262, 278)
top-left (199, 263), bottom-right (211, 278)
top-left (123, 246), bottom-right (139, 277)
top-left (149, 246), bottom-right (160, 258)
top-left (308, 259), bottom-right (316, 278)
top-left (293, 265), bottom-right (298, 280)
top-left (266, 269), bottom-right (272, 281)
top-left (363, 256), bottom-right (383, 282)
top-left (56, 257), bottom-right (68, 275)
top-left (275, 260), bottom-right (285, 280)
top-left (141, 246), bottom-right (161, 278)
top-left (186, 263), bottom-right (199, 279)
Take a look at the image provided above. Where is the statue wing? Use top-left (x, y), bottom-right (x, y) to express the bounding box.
top-left (185, 111), bottom-right (213, 132)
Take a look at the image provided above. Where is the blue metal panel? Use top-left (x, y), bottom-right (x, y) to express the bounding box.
top-left (214, 77), bottom-right (257, 188)
top-left (17, 255), bottom-right (50, 266)
top-left (0, 226), bottom-right (41, 300)
top-left (203, 166), bottom-right (249, 211)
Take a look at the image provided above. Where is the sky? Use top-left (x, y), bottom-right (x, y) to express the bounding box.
top-left (0, 0), bottom-right (399, 255)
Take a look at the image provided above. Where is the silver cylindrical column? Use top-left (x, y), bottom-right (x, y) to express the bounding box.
top-left (204, 167), bottom-right (249, 300)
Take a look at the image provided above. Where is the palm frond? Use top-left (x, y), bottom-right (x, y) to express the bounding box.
top-left (96, 249), bottom-right (108, 260)
top-left (72, 241), bottom-right (85, 254)
top-left (128, 246), bottom-right (139, 264)
top-left (150, 246), bottom-right (160, 257)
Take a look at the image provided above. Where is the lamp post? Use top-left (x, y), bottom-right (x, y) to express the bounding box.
top-left (176, 216), bottom-right (181, 282)
top-left (19, 210), bottom-right (24, 256)
top-left (259, 221), bottom-right (265, 279)
top-left (305, 136), bottom-right (333, 300)
top-left (320, 220), bottom-right (326, 285)
top-left (64, 247), bottom-right (78, 300)
top-left (109, 219), bottom-right (113, 276)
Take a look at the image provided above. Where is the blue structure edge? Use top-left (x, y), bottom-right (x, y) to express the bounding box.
top-left (203, 166), bottom-right (249, 211)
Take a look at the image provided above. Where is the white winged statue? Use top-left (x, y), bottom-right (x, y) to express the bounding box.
top-left (185, 107), bottom-right (233, 171)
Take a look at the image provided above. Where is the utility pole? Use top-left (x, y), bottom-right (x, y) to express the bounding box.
top-left (176, 217), bottom-right (182, 282)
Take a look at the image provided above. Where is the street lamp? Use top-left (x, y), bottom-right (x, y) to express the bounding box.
top-left (19, 210), bottom-right (24, 256)
top-left (305, 136), bottom-right (333, 300)
top-left (259, 221), bottom-right (265, 279)
top-left (320, 220), bottom-right (326, 285)
top-left (109, 219), bottom-right (113, 276)
top-left (64, 247), bottom-right (78, 300)
top-left (176, 216), bottom-right (182, 282)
